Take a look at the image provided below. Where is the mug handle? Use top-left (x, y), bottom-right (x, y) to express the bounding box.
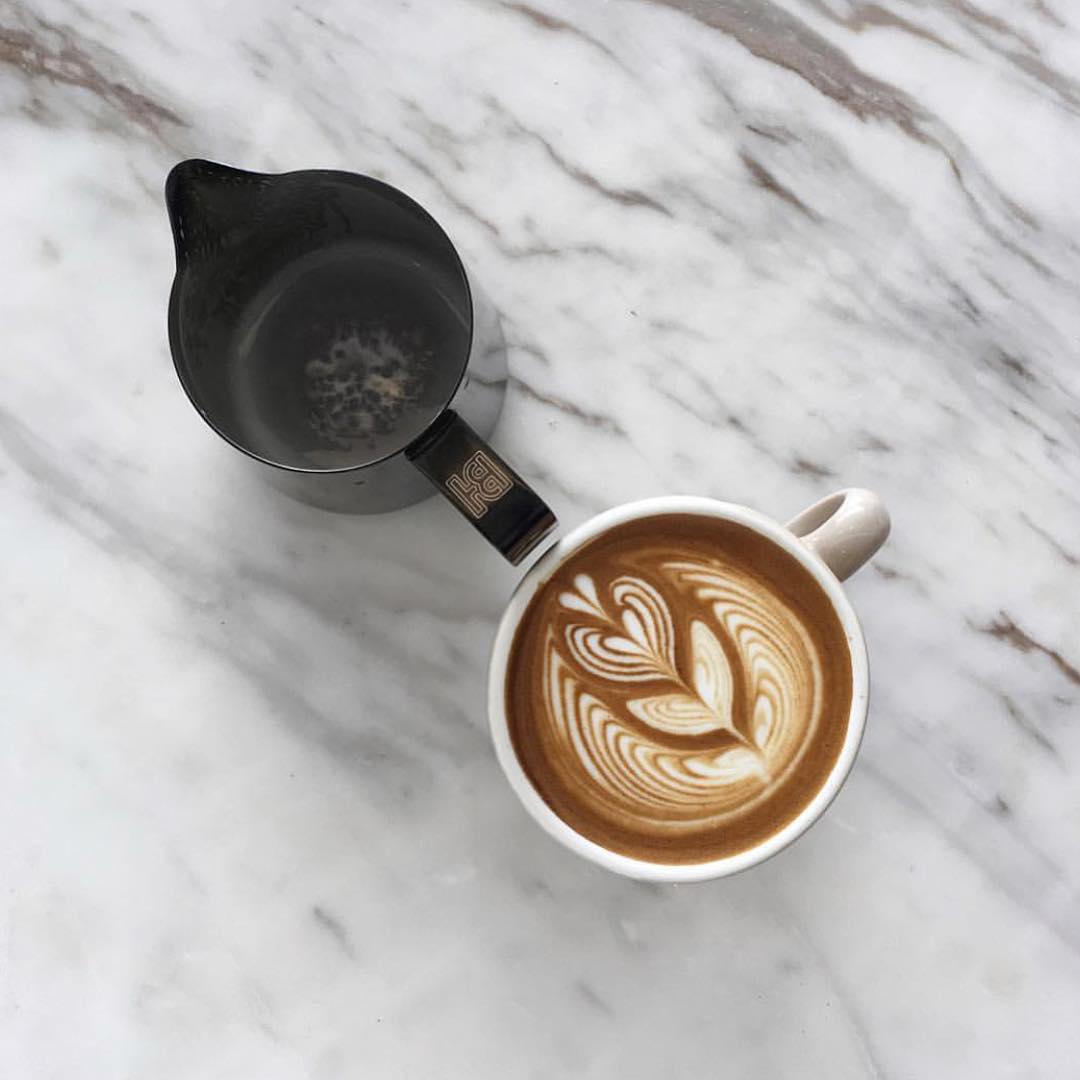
top-left (786, 488), bottom-right (890, 581)
top-left (407, 411), bottom-right (556, 565)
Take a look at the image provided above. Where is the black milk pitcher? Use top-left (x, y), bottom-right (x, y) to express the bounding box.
top-left (165, 159), bottom-right (555, 564)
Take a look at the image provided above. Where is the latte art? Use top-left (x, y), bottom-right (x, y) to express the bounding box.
top-left (505, 515), bottom-right (853, 864)
top-left (548, 562), bottom-right (817, 812)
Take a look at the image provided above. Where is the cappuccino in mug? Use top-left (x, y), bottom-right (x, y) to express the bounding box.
top-left (504, 513), bottom-right (853, 864)
top-left (490, 491), bottom-right (889, 881)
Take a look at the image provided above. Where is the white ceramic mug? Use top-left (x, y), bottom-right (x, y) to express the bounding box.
top-left (488, 489), bottom-right (890, 882)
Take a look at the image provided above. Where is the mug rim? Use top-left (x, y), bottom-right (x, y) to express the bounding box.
top-left (487, 495), bottom-right (870, 883)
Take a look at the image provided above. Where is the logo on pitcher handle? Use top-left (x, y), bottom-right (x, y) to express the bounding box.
top-left (447, 451), bottom-right (512, 518)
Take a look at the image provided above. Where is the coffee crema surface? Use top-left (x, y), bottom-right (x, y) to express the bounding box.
top-left (505, 514), bottom-right (854, 864)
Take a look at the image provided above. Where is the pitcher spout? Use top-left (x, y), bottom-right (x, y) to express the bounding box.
top-left (165, 158), bottom-right (270, 268)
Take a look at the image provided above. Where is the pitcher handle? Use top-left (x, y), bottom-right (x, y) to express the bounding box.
top-left (407, 411), bottom-right (556, 565)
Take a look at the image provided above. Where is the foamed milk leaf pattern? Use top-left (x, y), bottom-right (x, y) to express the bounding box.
top-left (561, 574), bottom-right (679, 683)
top-left (545, 560), bottom-right (824, 830)
top-left (625, 622), bottom-right (738, 737)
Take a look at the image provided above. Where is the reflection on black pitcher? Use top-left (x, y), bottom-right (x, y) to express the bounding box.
top-left (165, 159), bottom-right (555, 564)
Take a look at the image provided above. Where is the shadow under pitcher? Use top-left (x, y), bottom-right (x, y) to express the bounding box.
top-left (165, 158), bottom-right (555, 564)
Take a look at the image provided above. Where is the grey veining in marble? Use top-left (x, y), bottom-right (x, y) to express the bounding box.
top-left (1, 0), bottom-right (1078, 1076)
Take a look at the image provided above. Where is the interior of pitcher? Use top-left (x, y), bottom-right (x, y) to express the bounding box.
top-left (165, 160), bottom-right (473, 471)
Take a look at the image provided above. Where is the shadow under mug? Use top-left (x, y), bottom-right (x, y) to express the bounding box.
top-left (165, 159), bottom-right (555, 565)
top-left (488, 488), bottom-right (891, 882)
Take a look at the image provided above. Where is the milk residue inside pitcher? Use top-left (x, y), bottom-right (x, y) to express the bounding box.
top-left (227, 239), bottom-right (470, 469)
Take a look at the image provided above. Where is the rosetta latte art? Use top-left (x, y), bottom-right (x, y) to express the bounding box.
top-left (505, 515), bottom-right (853, 863)
top-left (545, 562), bottom-right (822, 826)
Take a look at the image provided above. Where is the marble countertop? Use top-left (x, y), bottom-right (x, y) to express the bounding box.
top-left (3, 0), bottom-right (1079, 1076)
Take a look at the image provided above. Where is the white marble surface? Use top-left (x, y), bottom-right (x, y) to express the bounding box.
top-left (2, 0), bottom-right (1079, 1075)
